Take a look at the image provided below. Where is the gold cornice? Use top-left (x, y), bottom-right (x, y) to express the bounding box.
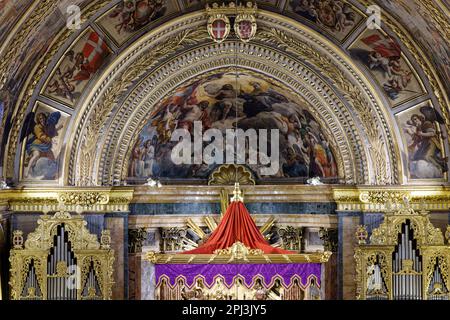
top-left (0, 187), bottom-right (133, 212)
top-left (334, 186), bottom-right (450, 212)
top-left (145, 250), bottom-right (332, 264)
top-left (1, 185), bottom-right (449, 213)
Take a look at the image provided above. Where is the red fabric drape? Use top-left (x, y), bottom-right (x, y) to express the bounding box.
top-left (182, 201), bottom-right (294, 254)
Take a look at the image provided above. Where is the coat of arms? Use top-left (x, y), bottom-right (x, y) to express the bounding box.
top-left (234, 14), bottom-right (257, 42)
top-left (206, 2), bottom-right (257, 43)
top-left (207, 14), bottom-right (231, 43)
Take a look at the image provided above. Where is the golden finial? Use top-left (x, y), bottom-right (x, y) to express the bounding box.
top-left (231, 182), bottom-right (243, 202)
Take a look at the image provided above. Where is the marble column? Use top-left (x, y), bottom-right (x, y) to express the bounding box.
top-left (132, 228), bottom-right (160, 300)
top-left (140, 257), bottom-right (156, 300)
top-left (104, 212), bottom-right (128, 300)
top-left (324, 253), bottom-right (338, 299)
top-left (337, 211), bottom-right (363, 300)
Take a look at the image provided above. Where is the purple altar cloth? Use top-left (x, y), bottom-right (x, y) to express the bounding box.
top-left (155, 263), bottom-right (322, 288)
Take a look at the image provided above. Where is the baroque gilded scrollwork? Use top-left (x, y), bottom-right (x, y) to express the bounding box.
top-left (359, 191), bottom-right (410, 205)
top-left (208, 164), bottom-right (256, 185)
top-left (355, 200), bottom-right (450, 300)
top-left (58, 192), bottom-right (109, 206)
top-left (9, 209), bottom-right (114, 300)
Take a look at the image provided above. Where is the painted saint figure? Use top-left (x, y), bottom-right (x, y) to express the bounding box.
top-left (143, 137), bottom-right (157, 177)
top-left (21, 111), bottom-right (63, 179)
top-left (403, 106), bottom-right (448, 178)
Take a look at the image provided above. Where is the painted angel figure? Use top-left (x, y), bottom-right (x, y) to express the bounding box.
top-left (404, 106), bottom-right (448, 178)
top-left (21, 111), bottom-right (63, 178)
top-left (109, 0), bottom-right (166, 33)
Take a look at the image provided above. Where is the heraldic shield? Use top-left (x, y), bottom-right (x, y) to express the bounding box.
top-left (234, 14), bottom-right (257, 42)
top-left (207, 14), bottom-right (231, 43)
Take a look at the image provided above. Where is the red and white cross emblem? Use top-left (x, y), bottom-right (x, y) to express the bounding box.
top-left (82, 32), bottom-right (109, 73)
top-left (212, 19), bottom-right (227, 40)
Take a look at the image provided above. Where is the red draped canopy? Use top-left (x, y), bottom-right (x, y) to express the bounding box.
top-left (182, 201), bottom-right (294, 254)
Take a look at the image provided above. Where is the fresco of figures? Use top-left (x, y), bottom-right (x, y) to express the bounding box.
top-left (397, 103), bottom-right (448, 180)
top-left (129, 72), bottom-right (338, 182)
top-left (0, 0), bottom-right (32, 43)
top-left (1, 1), bottom-right (87, 166)
top-left (43, 30), bottom-right (111, 107)
top-left (378, 1), bottom-right (450, 98)
top-left (349, 30), bottom-right (424, 106)
top-left (286, 0), bottom-right (363, 41)
top-left (97, 0), bottom-right (178, 46)
top-left (20, 103), bottom-right (69, 180)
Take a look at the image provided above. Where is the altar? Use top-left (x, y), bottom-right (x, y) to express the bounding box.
top-left (146, 184), bottom-right (331, 300)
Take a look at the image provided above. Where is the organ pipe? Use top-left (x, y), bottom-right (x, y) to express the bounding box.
top-left (355, 205), bottom-right (450, 300)
top-left (10, 210), bottom-right (114, 300)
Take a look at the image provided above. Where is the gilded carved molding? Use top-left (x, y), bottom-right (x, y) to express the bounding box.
top-left (2, 185), bottom-right (450, 213)
top-left (111, 61), bottom-right (356, 185)
top-left (96, 43), bottom-right (370, 186)
top-left (79, 13), bottom-right (400, 187)
top-left (9, 210), bottom-right (114, 300)
top-left (354, 203), bottom-right (450, 300)
top-left (0, 188), bottom-right (132, 212)
top-left (208, 164), bottom-right (256, 186)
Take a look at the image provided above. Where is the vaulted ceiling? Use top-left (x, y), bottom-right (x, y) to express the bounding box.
top-left (0, 0), bottom-right (448, 187)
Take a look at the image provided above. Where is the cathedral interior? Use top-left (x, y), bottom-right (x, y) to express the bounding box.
top-left (0, 0), bottom-right (449, 301)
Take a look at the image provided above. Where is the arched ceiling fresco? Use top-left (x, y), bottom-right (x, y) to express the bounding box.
top-left (0, 0), bottom-right (448, 187)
